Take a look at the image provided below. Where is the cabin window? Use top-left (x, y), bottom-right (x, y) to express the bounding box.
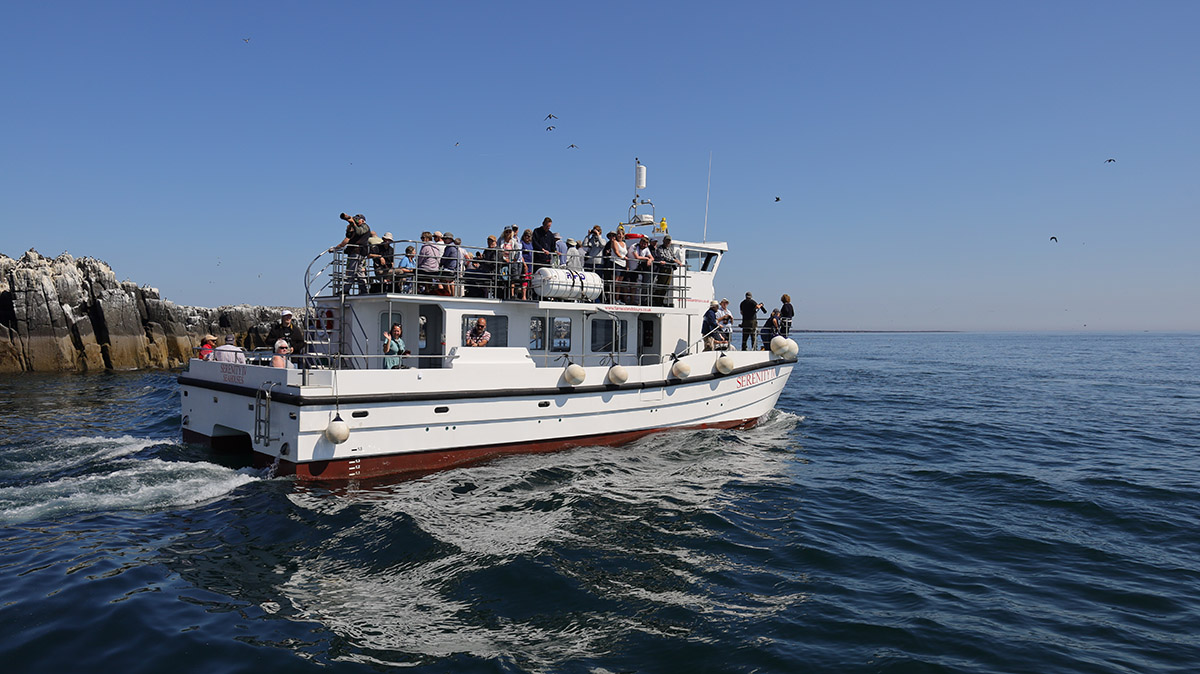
top-left (461, 315), bottom-right (508, 347)
top-left (530, 316), bottom-right (572, 352)
top-left (379, 311), bottom-right (403, 340)
top-left (551, 317), bottom-right (571, 352)
top-left (685, 250), bottom-right (719, 272)
top-left (529, 317), bottom-right (546, 350)
top-left (590, 319), bottom-right (628, 353)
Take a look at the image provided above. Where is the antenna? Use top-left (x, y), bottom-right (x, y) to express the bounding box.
top-left (703, 151), bottom-right (712, 242)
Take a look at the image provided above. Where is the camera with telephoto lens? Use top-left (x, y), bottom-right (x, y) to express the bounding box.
top-left (339, 212), bottom-right (351, 221)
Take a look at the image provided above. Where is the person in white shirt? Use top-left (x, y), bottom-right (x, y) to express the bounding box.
top-left (212, 334), bottom-right (246, 363)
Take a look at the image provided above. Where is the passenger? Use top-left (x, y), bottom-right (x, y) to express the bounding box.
top-left (653, 235), bottom-right (682, 307)
top-left (467, 235), bottom-right (500, 298)
top-left (520, 229), bottom-right (535, 300)
top-left (739, 292), bottom-right (766, 351)
top-left (271, 339), bottom-right (292, 368)
top-left (716, 298), bottom-right (734, 344)
top-left (395, 245), bottom-right (417, 292)
top-left (330, 213), bottom-right (373, 295)
top-left (213, 334), bottom-right (247, 363)
top-left (607, 231), bottom-right (627, 303)
top-left (761, 309), bottom-right (783, 349)
top-left (531, 217), bottom-right (556, 271)
top-left (266, 309), bottom-right (306, 356)
top-left (582, 225), bottom-right (604, 273)
top-left (702, 301), bottom-right (721, 351)
top-left (780, 293), bottom-right (795, 337)
top-left (199, 334), bottom-right (217, 360)
top-left (564, 238), bottom-right (583, 271)
top-left (383, 323), bottom-right (408, 369)
top-left (439, 232), bottom-right (461, 296)
top-left (417, 231), bottom-right (440, 293)
top-left (626, 236), bottom-right (652, 304)
top-left (499, 227), bottom-right (520, 299)
top-left (465, 317), bottom-right (491, 347)
top-left (555, 232), bottom-right (568, 266)
top-left (367, 233), bottom-right (394, 292)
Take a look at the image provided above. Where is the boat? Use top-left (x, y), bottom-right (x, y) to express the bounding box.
top-left (179, 161), bottom-right (799, 480)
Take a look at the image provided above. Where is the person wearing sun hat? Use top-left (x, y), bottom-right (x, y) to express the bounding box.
top-left (199, 334), bottom-right (217, 360)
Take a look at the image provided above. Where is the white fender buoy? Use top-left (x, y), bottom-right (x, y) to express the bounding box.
top-left (671, 360), bottom-right (692, 379)
top-left (715, 353), bottom-right (734, 375)
top-left (325, 415), bottom-right (350, 444)
top-left (564, 363), bottom-right (586, 386)
top-left (784, 339), bottom-right (799, 358)
top-left (607, 364), bottom-right (628, 385)
top-left (770, 335), bottom-right (789, 355)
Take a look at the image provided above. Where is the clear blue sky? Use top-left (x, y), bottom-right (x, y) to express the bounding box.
top-left (3, 1), bottom-right (1197, 331)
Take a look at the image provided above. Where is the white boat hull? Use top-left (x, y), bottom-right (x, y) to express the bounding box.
top-left (181, 352), bottom-right (793, 480)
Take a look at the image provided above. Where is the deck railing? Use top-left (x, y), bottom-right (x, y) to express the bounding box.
top-left (315, 239), bottom-right (691, 309)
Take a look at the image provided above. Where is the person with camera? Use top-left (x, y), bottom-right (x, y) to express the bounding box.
top-left (739, 291), bottom-right (767, 351)
top-left (330, 213), bottom-right (374, 295)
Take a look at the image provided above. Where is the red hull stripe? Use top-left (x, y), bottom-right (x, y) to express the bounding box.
top-left (185, 417), bottom-right (762, 481)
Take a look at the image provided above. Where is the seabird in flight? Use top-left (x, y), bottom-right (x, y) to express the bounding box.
top-left (1050, 236), bottom-right (1058, 242)
top-left (544, 114), bottom-right (558, 121)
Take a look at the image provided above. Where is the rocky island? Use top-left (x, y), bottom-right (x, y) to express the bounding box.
top-left (0, 249), bottom-right (299, 373)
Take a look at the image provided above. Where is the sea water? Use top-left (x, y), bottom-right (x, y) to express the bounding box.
top-left (0, 333), bottom-right (1197, 673)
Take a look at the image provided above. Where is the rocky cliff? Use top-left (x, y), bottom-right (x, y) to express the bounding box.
top-left (0, 250), bottom-right (300, 373)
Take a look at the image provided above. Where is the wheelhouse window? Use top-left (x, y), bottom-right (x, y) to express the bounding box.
top-left (590, 318), bottom-right (628, 352)
top-left (461, 315), bottom-right (508, 347)
top-left (685, 250), bottom-right (719, 272)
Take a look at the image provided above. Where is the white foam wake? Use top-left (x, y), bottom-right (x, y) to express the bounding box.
top-left (0, 457), bottom-right (259, 524)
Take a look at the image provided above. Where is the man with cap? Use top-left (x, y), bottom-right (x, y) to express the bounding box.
top-left (739, 292), bottom-right (766, 351)
top-left (651, 235), bottom-right (681, 307)
top-left (331, 213), bottom-right (374, 295)
top-left (438, 232), bottom-right (461, 295)
top-left (716, 298), bottom-right (734, 343)
top-left (367, 232), bottom-right (396, 292)
top-left (267, 309), bottom-right (306, 356)
top-left (213, 334), bottom-right (247, 364)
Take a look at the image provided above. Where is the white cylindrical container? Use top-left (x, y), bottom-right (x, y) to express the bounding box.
top-left (607, 364), bottom-right (628, 385)
top-left (635, 164), bottom-right (647, 190)
top-left (671, 360), bottom-right (692, 379)
top-left (564, 363), bottom-right (586, 386)
top-left (715, 353), bottom-right (734, 374)
top-left (531, 268), bottom-right (603, 301)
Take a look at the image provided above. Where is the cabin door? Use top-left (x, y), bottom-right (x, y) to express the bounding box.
top-left (638, 316), bottom-right (660, 367)
top-left (418, 304), bottom-right (444, 369)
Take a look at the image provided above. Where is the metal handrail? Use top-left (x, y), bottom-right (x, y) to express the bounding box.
top-left (317, 239), bottom-right (691, 309)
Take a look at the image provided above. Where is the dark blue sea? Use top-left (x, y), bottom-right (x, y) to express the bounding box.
top-left (2, 333), bottom-right (1198, 673)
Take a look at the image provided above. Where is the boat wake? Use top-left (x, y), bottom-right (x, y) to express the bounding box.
top-left (273, 411), bottom-right (806, 666)
top-left (0, 434), bottom-right (260, 525)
